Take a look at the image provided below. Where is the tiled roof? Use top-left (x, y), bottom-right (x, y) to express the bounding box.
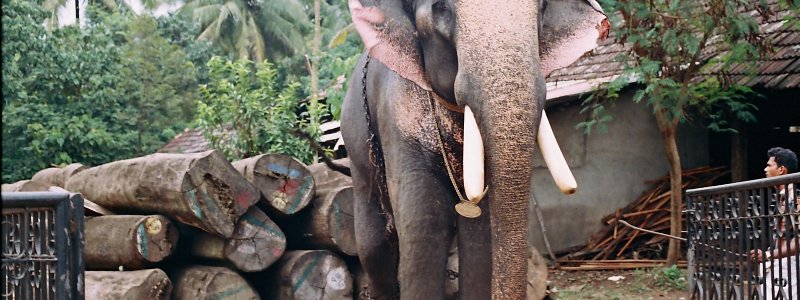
top-left (546, 5), bottom-right (800, 100)
top-left (156, 128), bottom-right (211, 154)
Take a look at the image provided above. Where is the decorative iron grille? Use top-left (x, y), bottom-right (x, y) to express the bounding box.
top-left (1, 192), bottom-right (84, 300)
top-left (687, 173), bottom-right (800, 300)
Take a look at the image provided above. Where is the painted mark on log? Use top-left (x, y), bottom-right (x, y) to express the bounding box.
top-left (235, 189), bottom-right (254, 211)
top-left (327, 267), bottom-right (346, 290)
top-left (267, 163), bottom-right (302, 179)
top-left (286, 177), bottom-right (313, 214)
top-left (209, 285), bottom-right (248, 300)
top-left (185, 190), bottom-right (205, 219)
top-left (292, 253), bottom-right (322, 293)
top-left (241, 214), bottom-right (285, 239)
top-left (137, 223), bottom-right (148, 259)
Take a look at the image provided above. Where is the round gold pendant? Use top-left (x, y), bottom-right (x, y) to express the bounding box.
top-left (455, 202), bottom-right (481, 218)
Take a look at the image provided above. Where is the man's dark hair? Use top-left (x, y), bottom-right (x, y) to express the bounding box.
top-left (768, 147), bottom-right (798, 173)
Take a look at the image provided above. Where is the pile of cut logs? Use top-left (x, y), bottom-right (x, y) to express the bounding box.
top-left (556, 166), bottom-right (729, 270)
top-left (2, 150), bottom-right (364, 299)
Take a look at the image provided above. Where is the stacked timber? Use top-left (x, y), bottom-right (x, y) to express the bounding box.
top-left (85, 269), bottom-right (172, 300)
top-left (1, 179), bottom-right (49, 192)
top-left (11, 152), bottom-right (362, 299)
top-left (64, 150), bottom-right (260, 238)
top-left (279, 158), bottom-right (357, 256)
top-left (232, 154), bottom-right (316, 216)
top-left (557, 166), bottom-right (728, 270)
top-left (31, 163), bottom-right (87, 187)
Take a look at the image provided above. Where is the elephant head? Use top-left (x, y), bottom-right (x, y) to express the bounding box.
top-left (349, 0), bottom-right (607, 298)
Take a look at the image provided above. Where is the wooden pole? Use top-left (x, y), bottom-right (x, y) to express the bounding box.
top-left (189, 206), bottom-right (287, 272)
top-left (232, 154), bottom-right (316, 216)
top-left (85, 269), bottom-right (172, 300)
top-left (31, 163), bottom-right (87, 187)
top-left (85, 215), bottom-right (178, 270)
top-left (172, 265), bottom-right (259, 300)
top-left (64, 150), bottom-right (260, 238)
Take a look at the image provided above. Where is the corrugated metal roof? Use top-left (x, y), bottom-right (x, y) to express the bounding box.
top-left (546, 6), bottom-right (800, 99)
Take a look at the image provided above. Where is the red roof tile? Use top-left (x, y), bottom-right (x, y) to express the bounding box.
top-left (546, 5), bottom-right (800, 99)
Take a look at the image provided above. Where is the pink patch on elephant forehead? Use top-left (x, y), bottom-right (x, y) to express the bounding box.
top-left (349, 0), bottom-right (384, 49)
top-left (541, 12), bottom-right (608, 76)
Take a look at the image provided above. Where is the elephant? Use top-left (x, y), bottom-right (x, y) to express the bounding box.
top-left (340, 0), bottom-right (608, 299)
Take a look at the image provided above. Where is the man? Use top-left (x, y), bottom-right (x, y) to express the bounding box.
top-left (749, 147), bottom-right (798, 300)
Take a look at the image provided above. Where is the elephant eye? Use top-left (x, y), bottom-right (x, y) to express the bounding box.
top-left (432, 0), bottom-right (447, 12)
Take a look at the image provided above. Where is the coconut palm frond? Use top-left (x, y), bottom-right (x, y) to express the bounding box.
top-left (260, 8), bottom-right (306, 53)
top-left (190, 4), bottom-right (223, 28)
top-left (236, 14), bottom-right (266, 62)
top-left (327, 23), bottom-right (354, 49)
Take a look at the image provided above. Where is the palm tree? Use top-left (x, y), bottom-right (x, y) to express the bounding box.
top-left (178, 0), bottom-right (309, 62)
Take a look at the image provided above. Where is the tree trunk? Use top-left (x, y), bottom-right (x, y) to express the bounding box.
top-left (189, 206), bottom-right (286, 272)
top-left (172, 265), bottom-right (259, 300)
top-left (262, 250), bottom-right (353, 300)
top-left (85, 215), bottom-right (178, 270)
top-left (1, 180), bottom-right (49, 192)
top-left (231, 154), bottom-right (315, 216)
top-left (64, 150), bottom-right (259, 238)
top-left (730, 118), bottom-right (748, 182)
top-left (281, 186), bottom-right (357, 256)
top-left (655, 111), bottom-right (683, 266)
top-left (85, 269), bottom-right (172, 300)
top-left (31, 163), bottom-right (87, 187)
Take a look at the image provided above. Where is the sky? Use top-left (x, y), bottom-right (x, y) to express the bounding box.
top-left (56, 0), bottom-right (183, 26)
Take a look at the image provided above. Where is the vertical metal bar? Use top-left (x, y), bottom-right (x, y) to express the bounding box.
top-left (54, 196), bottom-right (67, 299)
top-left (22, 207), bottom-right (30, 300)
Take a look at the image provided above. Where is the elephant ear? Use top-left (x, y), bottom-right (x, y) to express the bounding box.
top-left (349, 0), bottom-right (432, 91)
top-left (539, 0), bottom-right (610, 76)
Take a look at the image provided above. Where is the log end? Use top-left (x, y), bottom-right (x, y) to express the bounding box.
top-left (225, 207), bottom-right (287, 272)
top-left (327, 187), bottom-right (357, 256)
top-left (278, 250), bottom-right (353, 299)
top-left (256, 154), bottom-right (316, 215)
top-left (173, 265), bottom-right (258, 300)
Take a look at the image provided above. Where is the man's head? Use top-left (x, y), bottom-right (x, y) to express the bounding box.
top-left (764, 147), bottom-right (798, 178)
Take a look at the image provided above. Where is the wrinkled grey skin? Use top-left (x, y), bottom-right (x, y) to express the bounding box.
top-left (341, 0), bottom-right (606, 299)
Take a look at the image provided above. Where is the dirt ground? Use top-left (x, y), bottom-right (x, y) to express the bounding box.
top-left (547, 268), bottom-right (690, 300)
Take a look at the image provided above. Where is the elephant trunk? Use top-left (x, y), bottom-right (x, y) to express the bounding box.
top-left (453, 1), bottom-right (543, 298)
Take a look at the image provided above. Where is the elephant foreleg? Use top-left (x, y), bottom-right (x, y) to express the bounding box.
top-left (352, 162), bottom-right (400, 299)
top-left (387, 155), bottom-right (456, 300)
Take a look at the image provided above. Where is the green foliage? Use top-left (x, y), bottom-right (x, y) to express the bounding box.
top-left (2, 1), bottom-right (199, 183)
top-left (116, 15), bottom-right (199, 155)
top-left (577, 0), bottom-right (796, 133)
top-left (156, 14), bottom-right (226, 84)
top-left (196, 57), bottom-right (324, 163)
top-left (634, 266), bottom-right (688, 290)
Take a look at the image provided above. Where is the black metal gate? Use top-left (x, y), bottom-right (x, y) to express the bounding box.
top-left (686, 173), bottom-right (800, 300)
top-left (1, 192), bottom-right (85, 299)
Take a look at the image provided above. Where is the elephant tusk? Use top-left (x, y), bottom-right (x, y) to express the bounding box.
top-left (538, 111), bottom-right (578, 195)
top-left (463, 106), bottom-right (486, 203)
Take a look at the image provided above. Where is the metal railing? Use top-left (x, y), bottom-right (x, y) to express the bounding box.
top-left (1, 192), bottom-right (85, 300)
top-left (687, 173), bottom-right (800, 300)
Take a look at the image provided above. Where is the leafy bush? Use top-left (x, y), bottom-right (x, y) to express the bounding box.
top-left (196, 57), bottom-right (324, 163)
